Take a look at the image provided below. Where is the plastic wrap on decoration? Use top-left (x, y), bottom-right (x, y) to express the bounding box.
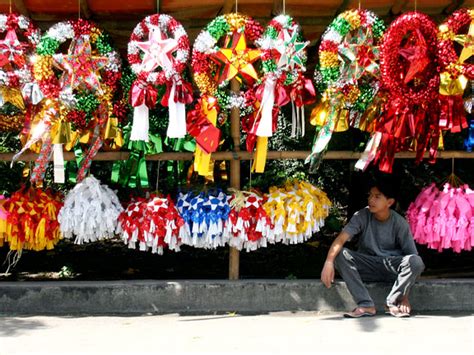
top-left (2, 188), bottom-right (63, 251)
top-left (176, 190), bottom-right (230, 249)
top-left (58, 176), bottom-right (123, 244)
top-left (117, 196), bottom-right (184, 254)
top-left (263, 180), bottom-right (331, 244)
top-left (224, 190), bottom-right (272, 251)
top-left (407, 183), bottom-right (474, 253)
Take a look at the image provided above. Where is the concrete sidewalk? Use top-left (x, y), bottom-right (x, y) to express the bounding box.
top-left (0, 312), bottom-right (472, 354)
top-left (1, 279), bottom-right (473, 315)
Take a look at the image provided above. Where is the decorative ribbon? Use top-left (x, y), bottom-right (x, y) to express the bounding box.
top-left (21, 82), bottom-right (44, 105)
top-left (130, 80), bottom-right (158, 142)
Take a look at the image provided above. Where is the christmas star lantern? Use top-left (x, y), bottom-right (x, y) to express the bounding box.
top-left (308, 8), bottom-right (385, 169)
top-left (190, 13), bottom-right (263, 177)
top-left (128, 14), bottom-right (192, 142)
top-left (25, 19), bottom-right (122, 184)
top-left (250, 14), bottom-right (315, 173)
top-left (0, 13), bottom-right (41, 132)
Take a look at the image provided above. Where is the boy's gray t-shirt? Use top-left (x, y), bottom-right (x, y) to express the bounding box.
top-left (342, 207), bottom-right (418, 257)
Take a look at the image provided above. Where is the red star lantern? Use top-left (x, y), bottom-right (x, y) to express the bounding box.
top-left (398, 29), bottom-right (430, 84)
top-left (0, 29), bottom-right (27, 68)
top-left (53, 35), bottom-right (108, 93)
top-left (210, 31), bottom-right (260, 84)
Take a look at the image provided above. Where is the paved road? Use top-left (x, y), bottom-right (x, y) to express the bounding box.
top-left (0, 312), bottom-right (472, 354)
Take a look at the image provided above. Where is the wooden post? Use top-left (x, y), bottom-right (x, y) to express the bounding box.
top-left (229, 78), bottom-right (241, 280)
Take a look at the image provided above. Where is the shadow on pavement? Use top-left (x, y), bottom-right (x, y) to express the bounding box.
top-left (0, 317), bottom-right (46, 337)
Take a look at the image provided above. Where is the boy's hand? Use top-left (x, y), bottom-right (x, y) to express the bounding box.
top-left (321, 261), bottom-right (335, 288)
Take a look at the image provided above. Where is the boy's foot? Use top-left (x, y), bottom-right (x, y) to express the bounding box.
top-left (384, 305), bottom-right (410, 318)
top-left (397, 295), bottom-right (411, 315)
top-left (343, 307), bottom-right (376, 318)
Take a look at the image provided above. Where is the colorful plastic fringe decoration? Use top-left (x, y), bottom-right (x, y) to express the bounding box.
top-left (2, 187), bottom-right (63, 251)
top-left (118, 195), bottom-right (184, 254)
top-left (407, 182), bottom-right (474, 253)
top-left (263, 180), bottom-right (332, 244)
top-left (0, 195), bottom-right (8, 247)
top-left (225, 189), bottom-right (272, 251)
top-left (250, 14), bottom-right (315, 172)
top-left (308, 9), bottom-right (385, 168)
top-left (58, 176), bottom-right (123, 244)
top-left (176, 189), bottom-right (230, 249)
top-left (128, 13), bottom-right (192, 141)
top-left (189, 13), bottom-right (263, 177)
top-left (356, 12), bottom-right (440, 173)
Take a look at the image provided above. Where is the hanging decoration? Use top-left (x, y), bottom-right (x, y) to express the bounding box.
top-left (407, 180), bottom-right (474, 253)
top-left (356, 12), bottom-right (440, 173)
top-left (224, 189), bottom-right (272, 251)
top-left (189, 13), bottom-right (263, 176)
top-left (128, 14), bottom-right (192, 142)
top-left (118, 195), bottom-right (184, 254)
top-left (248, 14), bottom-right (315, 173)
top-left (2, 187), bottom-right (63, 251)
top-left (307, 9), bottom-right (385, 167)
top-left (25, 19), bottom-right (122, 184)
top-left (0, 13), bottom-right (41, 132)
top-left (437, 8), bottom-right (473, 135)
top-left (0, 195), bottom-right (8, 246)
top-left (176, 189), bottom-right (231, 249)
top-left (58, 176), bottom-right (123, 244)
top-left (263, 180), bottom-right (332, 244)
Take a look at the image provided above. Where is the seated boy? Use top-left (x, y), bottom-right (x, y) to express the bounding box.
top-left (320, 179), bottom-right (425, 318)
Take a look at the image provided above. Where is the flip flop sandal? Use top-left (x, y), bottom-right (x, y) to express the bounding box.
top-left (343, 308), bottom-right (376, 318)
top-left (385, 306), bottom-right (410, 318)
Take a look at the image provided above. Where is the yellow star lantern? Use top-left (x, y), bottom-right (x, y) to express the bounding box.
top-left (210, 31), bottom-right (260, 84)
top-left (454, 20), bottom-right (474, 64)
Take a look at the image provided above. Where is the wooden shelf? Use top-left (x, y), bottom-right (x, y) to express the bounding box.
top-left (1, 150), bottom-right (473, 162)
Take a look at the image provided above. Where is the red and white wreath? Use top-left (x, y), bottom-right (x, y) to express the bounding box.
top-left (128, 14), bottom-right (192, 141)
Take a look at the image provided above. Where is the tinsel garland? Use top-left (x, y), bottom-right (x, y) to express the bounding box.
top-left (58, 176), bottom-right (123, 244)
